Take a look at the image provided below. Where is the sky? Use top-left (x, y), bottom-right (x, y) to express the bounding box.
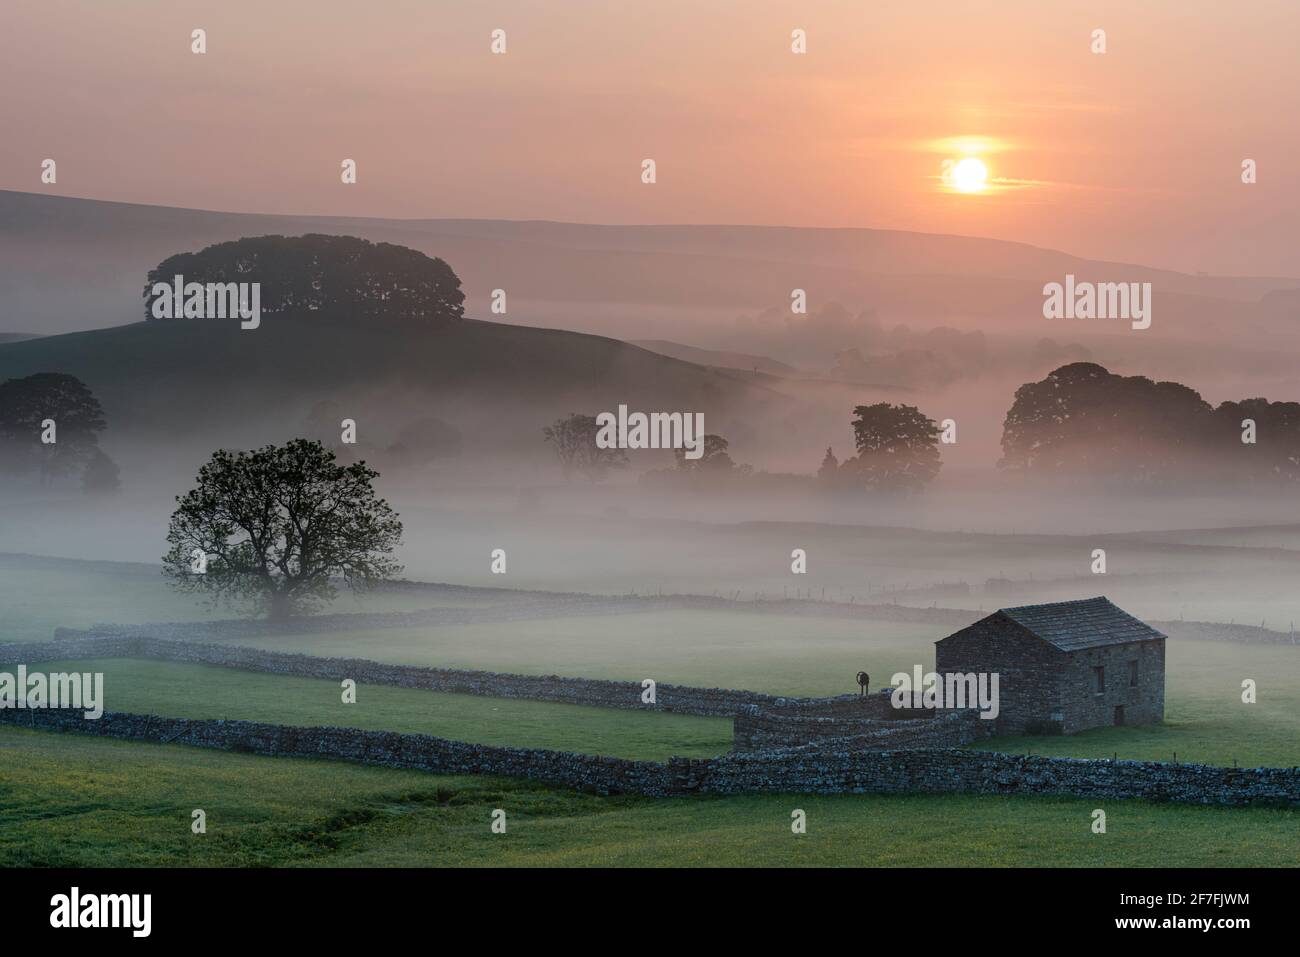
top-left (2, 0), bottom-right (1298, 276)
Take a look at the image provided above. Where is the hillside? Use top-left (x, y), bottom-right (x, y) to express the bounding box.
top-left (0, 315), bottom-right (788, 449)
top-left (632, 339), bottom-right (800, 375)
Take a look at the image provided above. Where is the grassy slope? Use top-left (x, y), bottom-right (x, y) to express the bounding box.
top-left (17, 658), bottom-right (732, 761)
top-left (1, 727), bottom-right (1293, 867)
top-left (0, 314), bottom-right (779, 437)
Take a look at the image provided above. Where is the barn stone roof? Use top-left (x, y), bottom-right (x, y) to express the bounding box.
top-left (996, 596), bottom-right (1166, 652)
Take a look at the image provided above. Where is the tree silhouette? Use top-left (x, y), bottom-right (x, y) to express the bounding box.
top-left (543, 413), bottom-right (628, 482)
top-left (0, 372), bottom-right (106, 485)
top-left (674, 434), bottom-right (735, 471)
top-left (1212, 397), bottom-right (1300, 485)
top-left (163, 439), bottom-right (403, 619)
top-left (1000, 362), bottom-right (1214, 484)
top-left (846, 403), bottom-right (942, 492)
top-left (81, 449), bottom-right (122, 495)
top-left (144, 234), bottom-right (465, 322)
top-left (817, 447), bottom-right (840, 483)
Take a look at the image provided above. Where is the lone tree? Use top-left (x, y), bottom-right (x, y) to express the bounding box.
top-left (817, 447), bottom-right (840, 483)
top-left (543, 413), bottom-right (628, 482)
top-left (0, 372), bottom-right (106, 485)
top-left (846, 403), bottom-right (942, 492)
top-left (163, 439), bottom-right (403, 619)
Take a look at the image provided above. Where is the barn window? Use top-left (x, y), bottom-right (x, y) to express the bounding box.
top-left (1092, 665), bottom-right (1105, 693)
top-left (1129, 660), bottom-right (1139, 687)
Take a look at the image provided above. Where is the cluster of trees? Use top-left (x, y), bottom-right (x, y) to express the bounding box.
top-left (542, 407), bottom-right (946, 493)
top-left (144, 234), bottom-right (466, 322)
top-left (817, 403), bottom-right (942, 493)
top-left (533, 365), bottom-right (1300, 495)
top-left (0, 372), bottom-right (119, 493)
top-left (1000, 362), bottom-right (1300, 486)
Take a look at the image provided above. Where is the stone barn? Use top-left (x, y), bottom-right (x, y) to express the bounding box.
top-left (934, 596), bottom-right (1165, 735)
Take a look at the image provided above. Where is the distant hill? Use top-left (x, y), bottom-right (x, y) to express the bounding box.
top-left (5, 190), bottom-right (1299, 340)
top-left (632, 340), bottom-right (799, 375)
top-left (0, 333), bottom-right (39, 343)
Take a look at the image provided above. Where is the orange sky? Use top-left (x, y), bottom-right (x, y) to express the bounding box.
top-left (2, 0), bottom-right (1297, 275)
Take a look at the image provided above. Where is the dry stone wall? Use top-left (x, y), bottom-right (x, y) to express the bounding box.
top-left (696, 746), bottom-right (1300, 806)
top-left (6, 707), bottom-right (1300, 807)
top-left (0, 708), bottom-right (678, 795)
top-left (4, 634), bottom-right (827, 718)
top-left (734, 708), bottom-right (993, 752)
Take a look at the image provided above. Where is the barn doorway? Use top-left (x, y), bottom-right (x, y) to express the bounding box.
top-left (1113, 705), bottom-right (1125, 726)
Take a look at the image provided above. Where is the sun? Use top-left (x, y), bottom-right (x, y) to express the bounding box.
top-left (949, 157), bottom-right (989, 193)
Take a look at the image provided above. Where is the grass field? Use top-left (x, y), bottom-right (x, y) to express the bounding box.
top-left (2, 727), bottom-right (1295, 867)
top-left (16, 658), bottom-right (732, 761)
top-left (234, 610), bottom-right (943, 696)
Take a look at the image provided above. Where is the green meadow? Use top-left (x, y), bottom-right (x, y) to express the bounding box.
top-left (1, 727), bottom-right (1294, 868)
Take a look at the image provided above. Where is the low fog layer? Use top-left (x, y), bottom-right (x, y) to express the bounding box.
top-left (4, 193), bottom-right (1300, 638)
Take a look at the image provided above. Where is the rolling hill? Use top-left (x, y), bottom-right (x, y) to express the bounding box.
top-left (0, 314), bottom-right (789, 451)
